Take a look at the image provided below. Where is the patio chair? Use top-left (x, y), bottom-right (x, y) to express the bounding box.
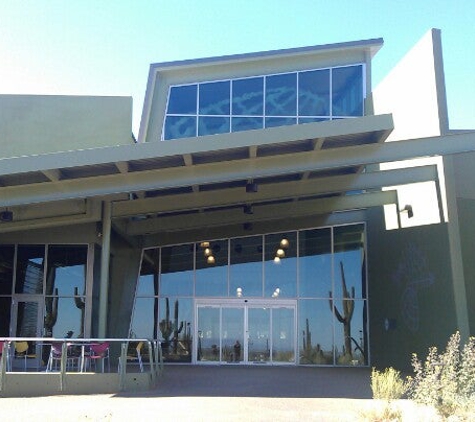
top-left (84, 342), bottom-right (110, 372)
top-left (13, 341), bottom-right (37, 371)
top-left (118, 341), bottom-right (144, 373)
top-left (46, 342), bottom-right (80, 372)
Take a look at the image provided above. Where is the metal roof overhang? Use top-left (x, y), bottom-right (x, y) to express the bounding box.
top-left (1, 114), bottom-right (471, 236)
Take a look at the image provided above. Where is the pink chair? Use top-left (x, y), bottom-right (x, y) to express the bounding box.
top-left (84, 342), bottom-right (110, 372)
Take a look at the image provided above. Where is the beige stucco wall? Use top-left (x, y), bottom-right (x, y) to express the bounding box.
top-left (0, 95), bottom-right (134, 159)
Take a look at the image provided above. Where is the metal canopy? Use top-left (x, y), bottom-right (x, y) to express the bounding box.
top-left (0, 113), bottom-right (464, 236)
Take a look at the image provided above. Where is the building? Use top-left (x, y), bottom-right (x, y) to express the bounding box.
top-left (1, 28), bottom-right (474, 371)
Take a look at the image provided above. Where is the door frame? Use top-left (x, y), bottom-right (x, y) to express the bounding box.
top-left (194, 298), bottom-right (297, 365)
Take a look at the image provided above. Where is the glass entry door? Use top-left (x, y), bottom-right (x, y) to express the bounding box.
top-left (196, 299), bottom-right (296, 365)
top-left (10, 296), bottom-right (44, 370)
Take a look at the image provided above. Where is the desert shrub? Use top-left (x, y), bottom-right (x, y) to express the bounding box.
top-left (371, 367), bottom-right (407, 400)
top-left (407, 331), bottom-right (475, 418)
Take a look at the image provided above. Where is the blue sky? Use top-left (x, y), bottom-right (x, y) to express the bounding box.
top-left (0, 0), bottom-right (473, 136)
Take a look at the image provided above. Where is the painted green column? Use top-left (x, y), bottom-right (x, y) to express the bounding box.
top-left (98, 201), bottom-right (112, 337)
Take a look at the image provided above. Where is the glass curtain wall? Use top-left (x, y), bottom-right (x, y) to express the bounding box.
top-left (132, 224), bottom-right (368, 366)
top-left (163, 64), bottom-right (364, 140)
top-left (0, 244), bottom-right (89, 339)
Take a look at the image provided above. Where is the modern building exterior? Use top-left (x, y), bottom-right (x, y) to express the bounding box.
top-left (0, 28), bottom-right (474, 371)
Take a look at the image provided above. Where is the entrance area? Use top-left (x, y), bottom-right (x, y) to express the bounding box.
top-left (195, 299), bottom-right (296, 365)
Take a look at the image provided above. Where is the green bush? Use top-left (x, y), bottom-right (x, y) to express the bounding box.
top-left (407, 331), bottom-right (475, 418)
top-left (371, 367), bottom-right (407, 400)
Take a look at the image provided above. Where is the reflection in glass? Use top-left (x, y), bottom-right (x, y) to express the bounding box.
top-left (137, 249), bottom-right (159, 297)
top-left (299, 69), bottom-right (330, 116)
top-left (0, 297), bottom-right (11, 336)
top-left (264, 233), bottom-right (296, 298)
top-left (198, 116), bottom-right (230, 136)
top-left (0, 245), bottom-right (14, 295)
top-left (232, 77), bottom-right (263, 115)
top-left (299, 299), bottom-right (334, 365)
top-left (196, 240), bottom-right (228, 297)
top-left (164, 116), bottom-right (197, 140)
top-left (159, 297), bottom-right (192, 363)
top-left (230, 236), bottom-right (263, 297)
top-left (130, 297), bottom-right (156, 339)
top-left (46, 296), bottom-right (83, 338)
top-left (332, 65), bottom-right (363, 116)
top-left (15, 245), bottom-right (45, 294)
top-left (248, 307), bottom-right (270, 362)
top-left (199, 81), bottom-right (230, 115)
top-left (298, 117), bottom-right (329, 124)
top-left (333, 224), bottom-right (365, 299)
top-left (222, 307), bottom-right (244, 363)
top-left (197, 307), bottom-right (220, 361)
top-left (160, 244), bottom-right (194, 296)
top-left (272, 307), bottom-right (295, 363)
top-left (265, 117), bottom-right (296, 128)
top-left (167, 85), bottom-right (197, 114)
top-left (265, 73), bottom-right (297, 116)
top-left (334, 299), bottom-right (366, 366)
top-left (299, 228), bottom-right (332, 298)
top-left (231, 117), bottom-right (263, 132)
top-left (16, 301), bottom-right (40, 337)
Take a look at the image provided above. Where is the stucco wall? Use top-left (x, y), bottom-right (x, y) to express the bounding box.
top-left (367, 215), bottom-right (457, 370)
top-left (0, 95), bottom-right (134, 159)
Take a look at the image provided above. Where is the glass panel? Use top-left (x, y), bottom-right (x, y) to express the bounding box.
top-left (130, 297), bottom-right (156, 339)
top-left (248, 307), bottom-right (270, 363)
top-left (230, 236), bottom-right (263, 297)
top-left (299, 228), bottom-right (332, 298)
top-left (0, 245), bottom-right (14, 295)
top-left (16, 301), bottom-right (40, 337)
top-left (199, 81), bottom-right (230, 115)
top-left (333, 224), bottom-right (365, 299)
top-left (160, 297), bottom-right (192, 362)
top-left (198, 116), bottom-right (230, 136)
top-left (299, 299), bottom-right (334, 365)
top-left (334, 299), bottom-right (366, 365)
top-left (272, 307), bottom-right (295, 363)
top-left (160, 244), bottom-right (194, 296)
top-left (298, 117), bottom-right (329, 124)
top-left (137, 249), bottom-right (159, 296)
top-left (195, 240), bottom-right (228, 297)
top-left (222, 307), bottom-right (244, 363)
top-left (298, 69), bottom-right (330, 116)
top-left (232, 77), bottom-right (264, 115)
top-left (0, 297), bottom-right (11, 336)
top-left (265, 73), bottom-right (297, 116)
top-left (15, 245), bottom-right (45, 294)
top-left (46, 245), bottom-right (87, 297)
top-left (164, 116), bottom-right (197, 140)
top-left (45, 296), bottom-right (84, 338)
top-left (332, 65), bottom-right (363, 117)
top-left (264, 232), bottom-right (297, 298)
top-left (167, 85), bottom-right (197, 114)
top-left (197, 306), bottom-right (220, 362)
top-left (231, 117), bottom-right (263, 132)
top-left (265, 117), bottom-right (296, 128)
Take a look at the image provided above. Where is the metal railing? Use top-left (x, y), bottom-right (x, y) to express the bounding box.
top-left (0, 337), bottom-right (163, 393)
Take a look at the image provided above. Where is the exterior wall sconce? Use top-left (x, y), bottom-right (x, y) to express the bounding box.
top-left (400, 204), bottom-right (413, 218)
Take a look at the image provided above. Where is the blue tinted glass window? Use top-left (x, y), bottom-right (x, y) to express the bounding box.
top-left (232, 117), bottom-right (263, 132)
top-left (265, 117), bottom-right (296, 128)
top-left (298, 117), bottom-right (329, 124)
top-left (164, 116), bottom-right (196, 140)
top-left (198, 117), bottom-right (230, 136)
top-left (199, 81), bottom-right (230, 115)
top-left (332, 66), bottom-right (363, 116)
top-left (266, 73), bottom-right (297, 116)
top-left (232, 77), bottom-right (264, 115)
top-left (167, 85), bottom-right (197, 114)
top-left (299, 69), bottom-right (330, 116)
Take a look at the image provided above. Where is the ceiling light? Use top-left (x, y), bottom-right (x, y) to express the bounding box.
top-left (273, 256), bottom-right (281, 264)
top-left (280, 238), bottom-right (289, 248)
top-left (200, 241), bottom-right (210, 248)
top-left (207, 255), bottom-right (215, 264)
top-left (276, 248), bottom-right (285, 258)
top-left (204, 248), bottom-right (212, 257)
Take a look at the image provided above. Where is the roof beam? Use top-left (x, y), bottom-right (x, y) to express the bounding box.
top-left (125, 190), bottom-right (398, 235)
top-left (111, 165), bottom-right (438, 218)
